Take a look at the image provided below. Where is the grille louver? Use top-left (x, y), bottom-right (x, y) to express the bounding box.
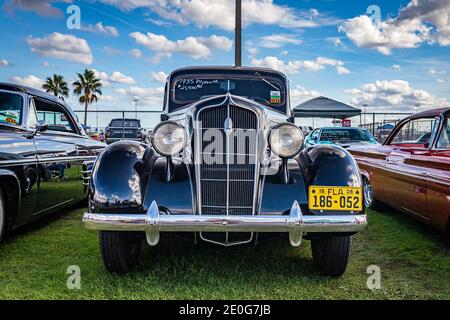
top-left (196, 104), bottom-right (259, 245)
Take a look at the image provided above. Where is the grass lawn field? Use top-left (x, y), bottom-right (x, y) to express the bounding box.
top-left (0, 206), bottom-right (449, 299)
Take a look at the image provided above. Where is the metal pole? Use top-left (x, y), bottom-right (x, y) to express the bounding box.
top-left (235, 0), bottom-right (242, 67)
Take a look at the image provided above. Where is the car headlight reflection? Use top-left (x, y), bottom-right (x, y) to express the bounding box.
top-left (269, 123), bottom-right (304, 158)
top-left (151, 121), bottom-right (187, 156)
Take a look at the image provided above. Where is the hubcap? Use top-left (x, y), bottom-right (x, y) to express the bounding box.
top-left (363, 178), bottom-right (373, 208)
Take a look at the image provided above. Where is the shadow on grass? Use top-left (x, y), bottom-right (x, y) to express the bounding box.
top-left (5, 202), bottom-right (85, 242)
top-left (369, 205), bottom-right (450, 248)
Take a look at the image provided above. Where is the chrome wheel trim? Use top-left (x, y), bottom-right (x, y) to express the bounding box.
top-left (363, 178), bottom-right (373, 208)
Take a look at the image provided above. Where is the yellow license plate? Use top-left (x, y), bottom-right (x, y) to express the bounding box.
top-left (308, 186), bottom-right (363, 211)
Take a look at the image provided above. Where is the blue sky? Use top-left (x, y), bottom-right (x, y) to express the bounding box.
top-left (1, 0), bottom-right (450, 114)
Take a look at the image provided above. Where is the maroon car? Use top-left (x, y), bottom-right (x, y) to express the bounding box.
top-left (349, 108), bottom-right (450, 232)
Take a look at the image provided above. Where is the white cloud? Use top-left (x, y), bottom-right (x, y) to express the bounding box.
top-left (0, 59), bottom-right (9, 66)
top-left (100, 95), bottom-right (118, 102)
top-left (103, 46), bottom-right (122, 56)
top-left (129, 32), bottom-right (232, 59)
top-left (151, 71), bottom-right (168, 83)
top-left (83, 22), bottom-right (119, 37)
top-left (290, 85), bottom-right (321, 106)
top-left (339, 0), bottom-right (450, 55)
top-left (345, 79), bottom-right (449, 111)
top-left (92, 69), bottom-right (135, 85)
top-left (27, 32), bottom-right (93, 65)
top-left (110, 71), bottom-right (135, 84)
top-left (115, 86), bottom-right (164, 107)
top-left (42, 61), bottom-right (49, 67)
top-left (99, 0), bottom-right (339, 31)
top-left (4, 0), bottom-right (70, 17)
top-left (129, 48), bottom-right (143, 58)
top-left (428, 68), bottom-right (446, 75)
top-left (392, 64), bottom-right (401, 71)
top-left (92, 69), bottom-right (110, 87)
top-left (10, 75), bottom-right (44, 89)
top-left (250, 56), bottom-right (350, 75)
top-left (259, 34), bottom-right (302, 48)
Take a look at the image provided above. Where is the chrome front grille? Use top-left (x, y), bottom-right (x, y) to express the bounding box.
top-left (195, 103), bottom-right (259, 245)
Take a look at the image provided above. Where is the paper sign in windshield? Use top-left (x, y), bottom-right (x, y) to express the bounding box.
top-left (0, 111), bottom-right (18, 125)
top-left (270, 91), bottom-right (281, 104)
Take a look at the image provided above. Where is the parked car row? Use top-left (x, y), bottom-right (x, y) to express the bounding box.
top-left (0, 83), bottom-right (105, 242)
top-left (1, 67), bottom-right (448, 279)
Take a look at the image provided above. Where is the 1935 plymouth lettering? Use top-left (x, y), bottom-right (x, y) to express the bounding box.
top-left (83, 67), bottom-right (368, 276)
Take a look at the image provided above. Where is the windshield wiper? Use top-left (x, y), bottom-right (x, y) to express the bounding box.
top-left (254, 72), bottom-right (281, 91)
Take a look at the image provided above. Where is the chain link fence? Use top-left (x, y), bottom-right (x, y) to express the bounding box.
top-left (74, 109), bottom-right (412, 143)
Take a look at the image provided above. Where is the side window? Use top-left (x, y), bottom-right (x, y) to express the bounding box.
top-left (34, 99), bottom-right (77, 134)
top-left (436, 116), bottom-right (450, 149)
top-left (0, 91), bottom-right (23, 126)
top-left (27, 98), bottom-right (38, 129)
top-left (310, 129), bottom-right (319, 140)
top-left (390, 117), bottom-right (434, 146)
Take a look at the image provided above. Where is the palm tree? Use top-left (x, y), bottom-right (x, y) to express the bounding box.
top-left (72, 69), bottom-right (102, 126)
top-left (42, 74), bottom-right (69, 100)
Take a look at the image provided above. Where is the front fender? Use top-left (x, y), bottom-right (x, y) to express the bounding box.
top-left (90, 141), bottom-right (154, 212)
top-left (299, 144), bottom-right (362, 187)
top-left (298, 144), bottom-right (363, 214)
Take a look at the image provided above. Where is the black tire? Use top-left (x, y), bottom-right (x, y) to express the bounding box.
top-left (311, 235), bottom-right (352, 277)
top-left (0, 189), bottom-right (4, 243)
top-left (99, 231), bottom-right (143, 274)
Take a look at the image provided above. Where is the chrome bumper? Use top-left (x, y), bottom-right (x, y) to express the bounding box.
top-left (83, 201), bottom-right (367, 247)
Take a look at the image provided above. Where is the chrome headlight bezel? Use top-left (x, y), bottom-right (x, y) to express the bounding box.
top-left (269, 122), bottom-right (304, 158)
top-left (151, 121), bottom-right (187, 157)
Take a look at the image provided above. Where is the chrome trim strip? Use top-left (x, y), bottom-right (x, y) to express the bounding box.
top-left (0, 155), bottom-right (97, 167)
top-left (83, 201), bottom-right (368, 247)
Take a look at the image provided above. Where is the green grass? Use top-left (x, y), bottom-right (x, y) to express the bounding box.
top-left (0, 206), bottom-right (449, 299)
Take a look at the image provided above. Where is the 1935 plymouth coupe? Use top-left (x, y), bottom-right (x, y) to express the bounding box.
top-left (83, 67), bottom-right (368, 276)
top-left (349, 108), bottom-right (450, 232)
top-left (0, 83), bottom-right (105, 242)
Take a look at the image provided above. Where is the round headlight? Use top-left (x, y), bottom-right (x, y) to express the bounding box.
top-left (269, 123), bottom-right (304, 158)
top-left (151, 121), bottom-right (187, 156)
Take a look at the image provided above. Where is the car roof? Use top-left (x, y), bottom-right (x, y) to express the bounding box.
top-left (318, 127), bottom-right (364, 130)
top-left (0, 82), bottom-right (62, 103)
top-left (405, 107), bottom-right (450, 119)
top-left (168, 65), bottom-right (288, 80)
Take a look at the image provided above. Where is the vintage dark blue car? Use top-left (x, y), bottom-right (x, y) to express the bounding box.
top-left (0, 83), bottom-right (105, 242)
top-left (83, 67), bottom-right (367, 276)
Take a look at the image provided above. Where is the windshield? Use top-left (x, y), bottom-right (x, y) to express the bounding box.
top-left (320, 128), bottom-right (374, 142)
top-left (110, 119), bottom-right (140, 127)
top-left (0, 91), bottom-right (22, 126)
top-left (173, 76), bottom-right (285, 107)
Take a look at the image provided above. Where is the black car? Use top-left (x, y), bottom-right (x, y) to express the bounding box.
top-left (83, 66), bottom-right (367, 276)
top-left (105, 118), bottom-right (144, 144)
top-left (0, 83), bottom-right (105, 242)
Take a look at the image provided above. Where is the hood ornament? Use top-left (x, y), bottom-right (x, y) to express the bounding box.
top-left (224, 117), bottom-right (233, 135)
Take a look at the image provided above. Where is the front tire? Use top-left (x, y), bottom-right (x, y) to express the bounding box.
top-left (363, 177), bottom-right (384, 210)
top-left (99, 231), bottom-right (143, 274)
top-left (311, 235), bottom-right (352, 277)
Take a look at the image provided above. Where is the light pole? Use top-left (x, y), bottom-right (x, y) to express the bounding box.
top-left (133, 97), bottom-right (139, 118)
top-left (415, 103), bottom-right (421, 113)
top-left (235, 0), bottom-right (242, 67)
top-left (362, 104), bottom-right (368, 125)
